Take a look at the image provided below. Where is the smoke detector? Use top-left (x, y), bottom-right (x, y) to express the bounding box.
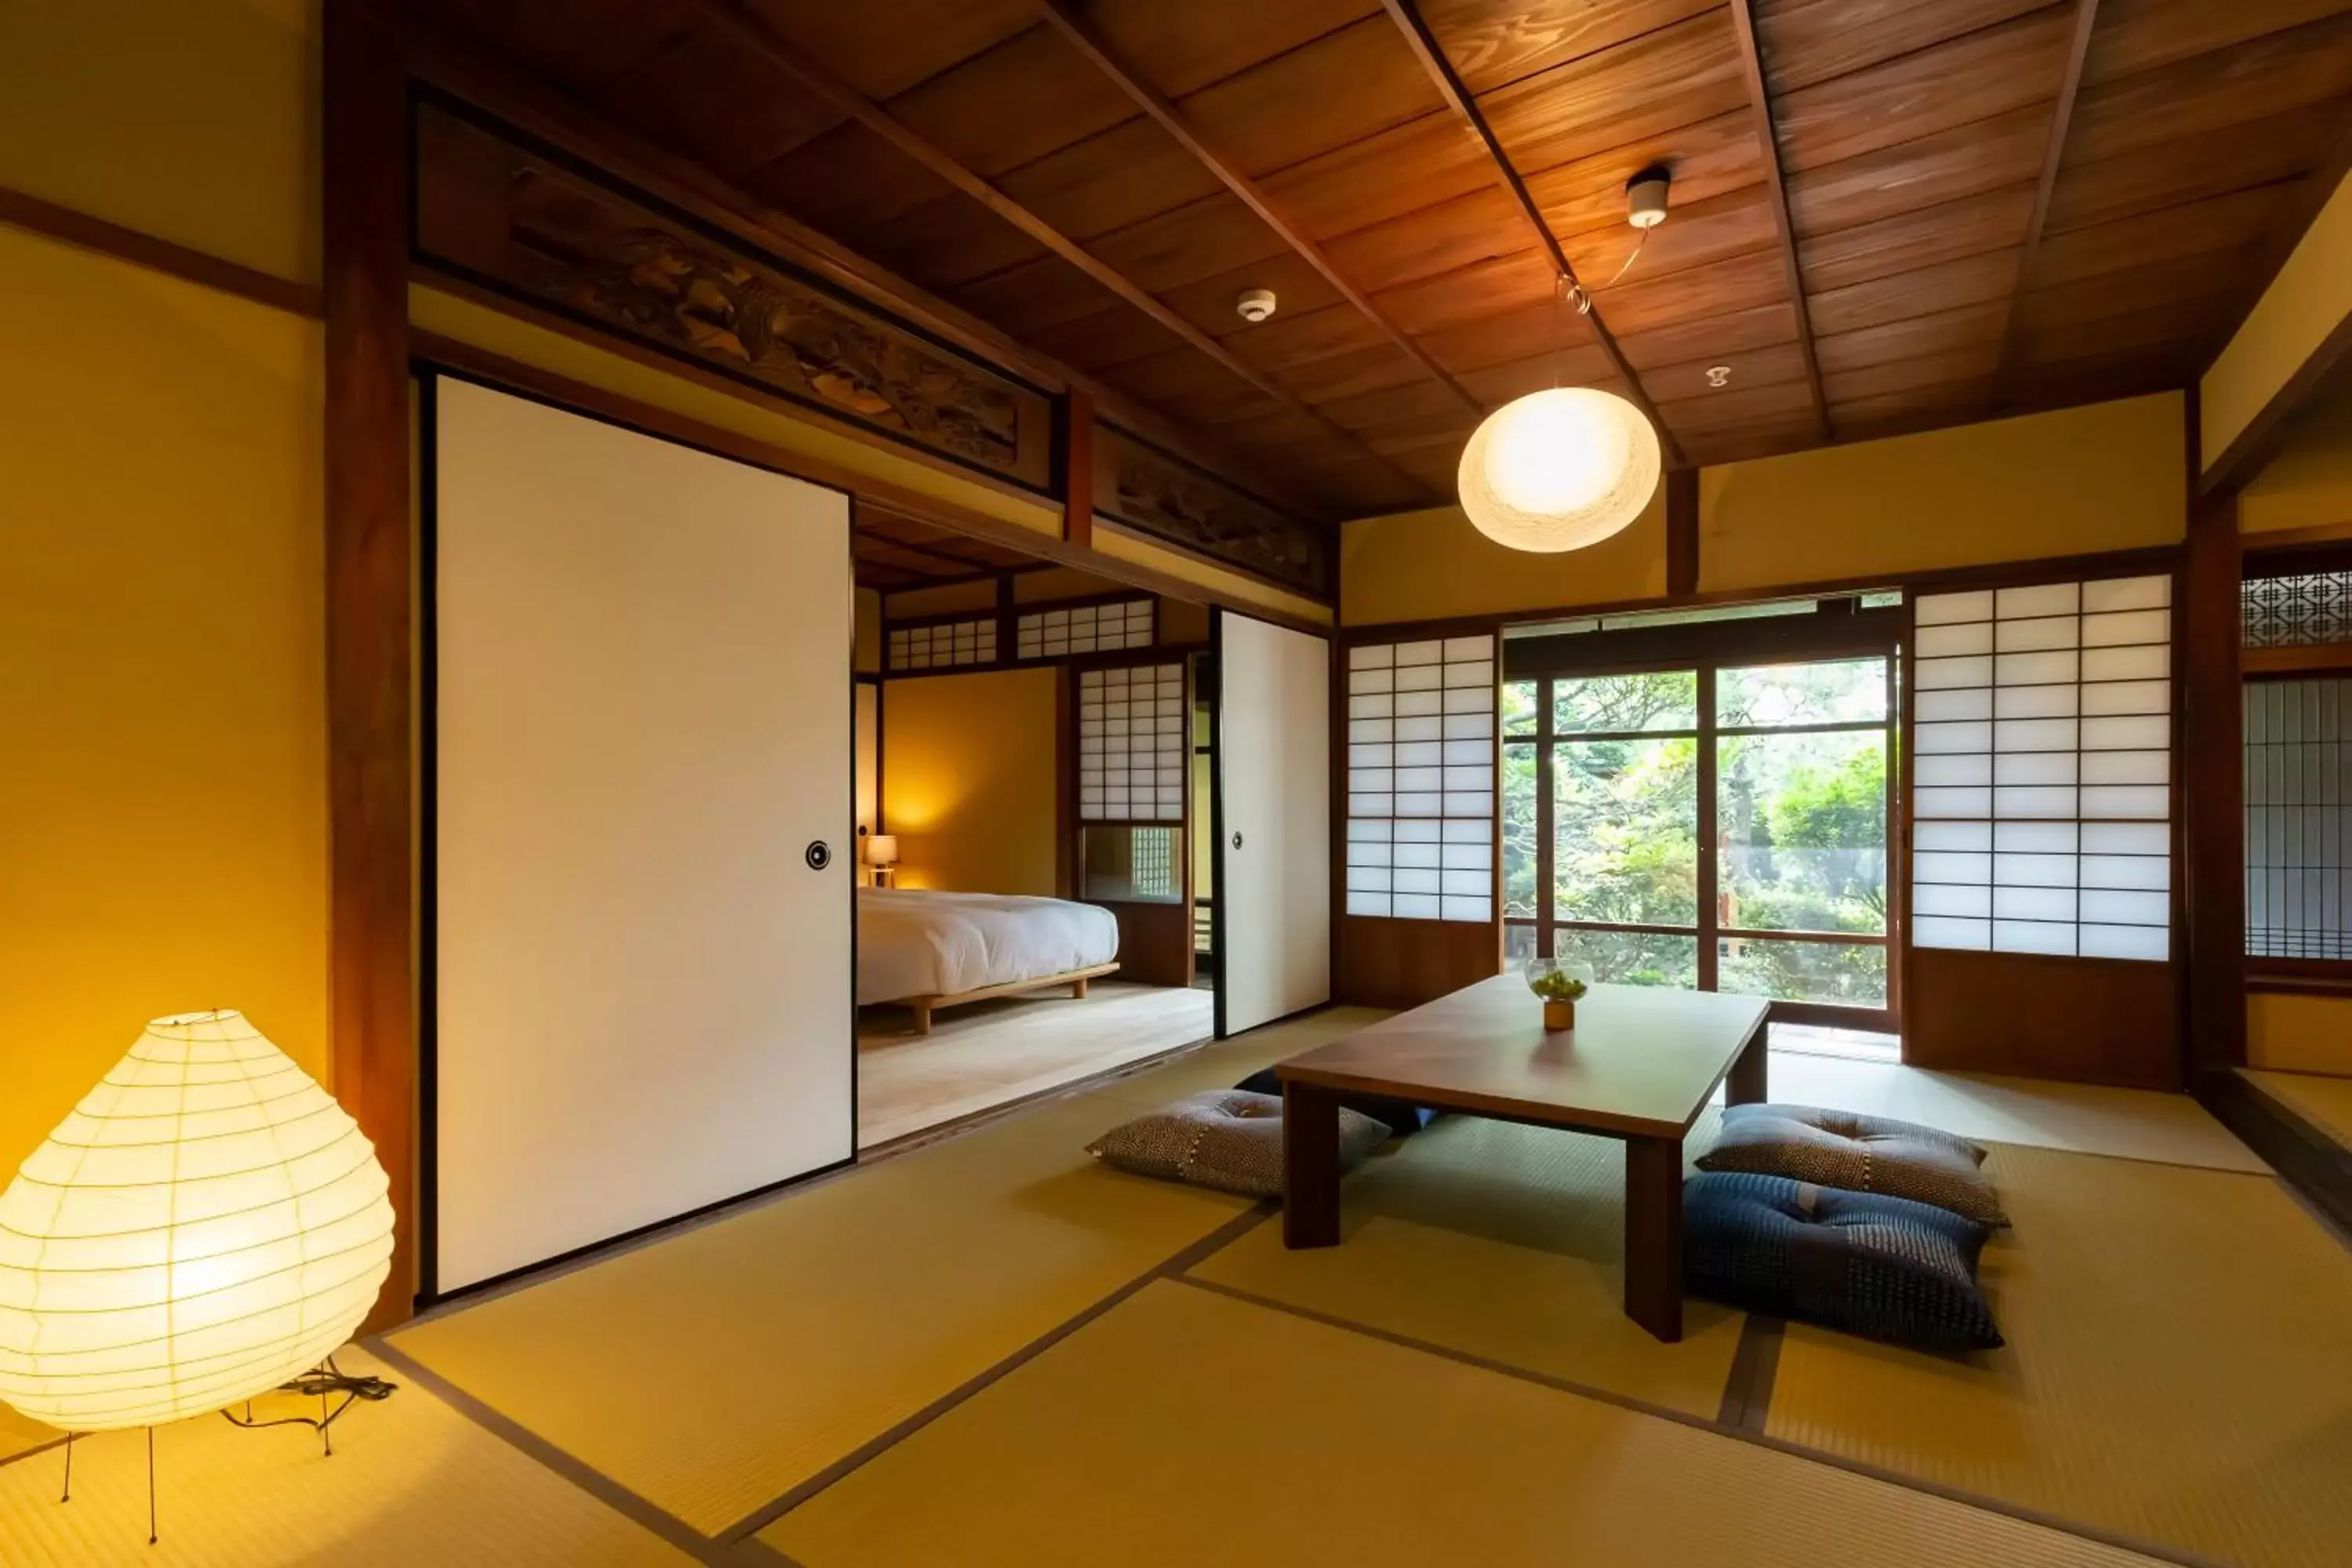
top-left (1626, 166), bottom-right (1671, 230)
top-left (1236, 288), bottom-right (1278, 324)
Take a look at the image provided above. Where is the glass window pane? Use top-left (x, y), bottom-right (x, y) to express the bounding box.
top-left (1718, 730), bottom-right (1886, 935)
top-left (1553, 670), bottom-right (1698, 733)
top-left (1555, 737), bottom-right (1697, 926)
top-left (1502, 742), bottom-right (1538, 919)
top-left (1502, 678), bottom-right (1539, 735)
top-left (1719, 937), bottom-right (1887, 1007)
top-left (1082, 826), bottom-right (1180, 903)
top-left (1717, 657), bottom-right (1889, 727)
top-left (1556, 927), bottom-right (1698, 989)
top-left (1504, 923), bottom-right (1539, 964)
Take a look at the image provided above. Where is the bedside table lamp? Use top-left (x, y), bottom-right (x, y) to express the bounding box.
top-left (866, 833), bottom-right (899, 887)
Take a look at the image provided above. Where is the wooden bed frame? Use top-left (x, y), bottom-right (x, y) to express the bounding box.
top-left (898, 963), bottom-right (1121, 1036)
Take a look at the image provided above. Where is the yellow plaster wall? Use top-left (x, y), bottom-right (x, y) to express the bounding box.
top-left (0, 0), bottom-right (319, 286)
top-left (2204, 168), bottom-right (2352, 470)
top-left (1339, 490), bottom-right (1669, 626)
top-left (2246, 993), bottom-right (2352, 1077)
top-left (1700, 395), bottom-right (2186, 591)
top-left (0, 227), bottom-right (329, 1175)
top-left (880, 670), bottom-right (1061, 896)
top-left (2238, 378), bottom-right (2352, 537)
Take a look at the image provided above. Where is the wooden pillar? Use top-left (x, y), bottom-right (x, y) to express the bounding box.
top-left (2182, 482), bottom-right (2245, 1082)
top-left (325, 0), bottom-right (417, 1330)
top-left (1665, 467), bottom-right (1699, 597)
top-left (1063, 390), bottom-right (1095, 549)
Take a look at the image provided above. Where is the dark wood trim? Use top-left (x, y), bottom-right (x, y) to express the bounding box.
top-left (2239, 522), bottom-right (2352, 556)
top-left (1725, 0), bottom-right (1828, 441)
top-left (2197, 1070), bottom-right (2352, 1238)
top-left (325, 0), bottom-right (417, 1331)
top-left (2183, 426), bottom-right (2247, 1076)
top-left (2242, 539), bottom-right (2352, 575)
top-left (680, 0), bottom-right (1431, 501)
top-left (0, 184), bottom-right (322, 318)
top-left (1991, 0), bottom-right (2100, 405)
top-left (1054, 665), bottom-right (1076, 899)
top-left (1376, 0), bottom-right (1682, 468)
top-left (2245, 959), bottom-right (2352, 995)
top-left (2245, 643), bottom-right (2352, 675)
top-left (1503, 603), bottom-right (1902, 676)
top-left (1665, 470), bottom-right (1699, 597)
top-left (1037, 0), bottom-right (1478, 416)
top-left (2201, 308), bottom-right (2352, 502)
top-left (410, 329), bottom-right (1333, 632)
top-left (1062, 389), bottom-right (1096, 550)
top-left (1695, 665), bottom-right (1721, 993)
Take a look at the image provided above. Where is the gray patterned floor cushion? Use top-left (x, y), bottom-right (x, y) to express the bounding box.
top-left (1695, 1102), bottom-right (2008, 1225)
top-left (1086, 1090), bottom-right (1390, 1199)
top-left (1685, 1172), bottom-right (2003, 1352)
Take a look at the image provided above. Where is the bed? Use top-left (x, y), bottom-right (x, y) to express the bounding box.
top-left (858, 888), bottom-right (1121, 1034)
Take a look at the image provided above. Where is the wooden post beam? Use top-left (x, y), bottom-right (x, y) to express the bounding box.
top-left (323, 0), bottom-right (416, 1331)
top-left (1377, 0), bottom-right (1684, 467)
top-left (1666, 469), bottom-right (1700, 596)
top-left (1064, 390), bottom-right (1097, 550)
top-left (1991, 0), bottom-right (2100, 404)
top-left (1726, 0), bottom-right (1830, 441)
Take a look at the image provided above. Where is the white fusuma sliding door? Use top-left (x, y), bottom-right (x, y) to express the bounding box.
top-left (1216, 610), bottom-right (1332, 1035)
top-left (431, 379), bottom-right (853, 1297)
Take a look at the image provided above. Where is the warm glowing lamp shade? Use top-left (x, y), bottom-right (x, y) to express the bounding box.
top-left (866, 833), bottom-right (898, 867)
top-left (1457, 386), bottom-right (1661, 553)
top-left (0, 1011), bottom-right (394, 1431)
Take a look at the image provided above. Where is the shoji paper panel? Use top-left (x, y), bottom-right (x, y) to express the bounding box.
top-left (1018, 598), bottom-right (1152, 659)
top-left (1911, 575), bottom-right (2172, 960)
top-left (1080, 663), bottom-right (1184, 822)
top-left (1345, 634), bottom-right (1497, 923)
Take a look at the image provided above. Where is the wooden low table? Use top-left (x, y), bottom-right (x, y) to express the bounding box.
top-left (1278, 975), bottom-right (1769, 1343)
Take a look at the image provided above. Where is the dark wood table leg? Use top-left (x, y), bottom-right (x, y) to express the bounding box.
top-left (1726, 1026), bottom-right (1768, 1106)
top-left (1282, 1080), bottom-right (1341, 1249)
top-left (1624, 1134), bottom-right (1685, 1343)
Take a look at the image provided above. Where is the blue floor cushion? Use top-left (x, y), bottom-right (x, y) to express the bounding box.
top-left (1087, 1090), bottom-right (1390, 1199)
top-left (1695, 1102), bottom-right (2008, 1225)
top-left (1233, 1067), bottom-right (1438, 1136)
top-left (1684, 1171), bottom-right (2003, 1352)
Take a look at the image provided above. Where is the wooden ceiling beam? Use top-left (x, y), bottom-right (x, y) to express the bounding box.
top-left (1376, 0), bottom-right (1686, 468)
top-left (1991, 0), bottom-right (2101, 404)
top-left (1726, 0), bottom-right (1830, 442)
top-left (681, 0), bottom-right (1434, 502)
top-left (854, 532), bottom-right (1002, 577)
top-left (1035, 0), bottom-right (1482, 416)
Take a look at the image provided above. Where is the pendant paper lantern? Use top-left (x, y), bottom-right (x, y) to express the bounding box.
top-left (0, 1011), bottom-right (394, 1432)
top-left (1457, 386), bottom-right (1661, 553)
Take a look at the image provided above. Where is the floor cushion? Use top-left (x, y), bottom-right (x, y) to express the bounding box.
top-left (1087, 1090), bottom-right (1390, 1199)
top-left (1695, 1102), bottom-right (2008, 1225)
top-left (1232, 1067), bottom-right (1438, 1136)
top-left (1685, 1171), bottom-right (2003, 1352)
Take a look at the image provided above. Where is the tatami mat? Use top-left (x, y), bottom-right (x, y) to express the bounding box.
top-left (385, 1091), bottom-right (1254, 1537)
top-left (763, 1277), bottom-right (2165, 1567)
top-left (0, 1404), bottom-right (60, 1467)
top-left (1762, 1053), bottom-right (2267, 1172)
top-left (1190, 1113), bottom-right (1744, 1417)
top-left (2243, 1069), bottom-right (2352, 1152)
top-left (1767, 1142), bottom-right (2352, 1568)
top-left (1083, 1006), bottom-right (1389, 1108)
top-left (858, 981), bottom-right (1213, 1145)
top-left (0, 1348), bottom-right (690, 1567)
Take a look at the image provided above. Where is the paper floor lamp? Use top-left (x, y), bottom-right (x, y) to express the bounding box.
top-left (0, 1011), bottom-right (397, 1534)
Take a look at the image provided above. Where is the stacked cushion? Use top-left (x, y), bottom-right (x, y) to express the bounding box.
top-left (1087, 1090), bottom-right (1391, 1199)
top-left (1696, 1103), bottom-right (2008, 1225)
top-left (1685, 1172), bottom-right (2002, 1352)
top-left (1232, 1067), bottom-right (1438, 1136)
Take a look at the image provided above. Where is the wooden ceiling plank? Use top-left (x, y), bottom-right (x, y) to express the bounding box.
top-left (1036, 0), bottom-right (1481, 412)
top-left (677, 0), bottom-right (1435, 502)
top-left (1993, 0), bottom-right (2103, 403)
top-left (2194, 100), bottom-right (2352, 375)
top-left (1727, 0), bottom-right (1828, 440)
top-left (1377, 0), bottom-right (1686, 465)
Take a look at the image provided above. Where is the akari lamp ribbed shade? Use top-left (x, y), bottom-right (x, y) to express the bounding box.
top-left (0, 1011), bottom-right (394, 1431)
top-left (1457, 386), bottom-right (1661, 553)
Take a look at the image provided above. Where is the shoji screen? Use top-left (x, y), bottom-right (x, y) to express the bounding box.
top-left (1911, 575), bottom-right (2172, 961)
top-left (1344, 636), bottom-right (1497, 922)
top-left (432, 379), bottom-right (853, 1296)
top-left (1080, 663), bottom-right (1185, 822)
top-left (1218, 613), bottom-right (1331, 1035)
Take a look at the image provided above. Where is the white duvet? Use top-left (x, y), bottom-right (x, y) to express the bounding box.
top-left (857, 888), bottom-right (1121, 1004)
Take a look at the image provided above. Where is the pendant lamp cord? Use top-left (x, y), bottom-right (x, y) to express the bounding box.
top-left (1563, 227), bottom-right (1652, 320)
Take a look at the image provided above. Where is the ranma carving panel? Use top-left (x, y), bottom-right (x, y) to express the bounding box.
top-left (1095, 425), bottom-right (1329, 598)
top-left (412, 99), bottom-right (1054, 493)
